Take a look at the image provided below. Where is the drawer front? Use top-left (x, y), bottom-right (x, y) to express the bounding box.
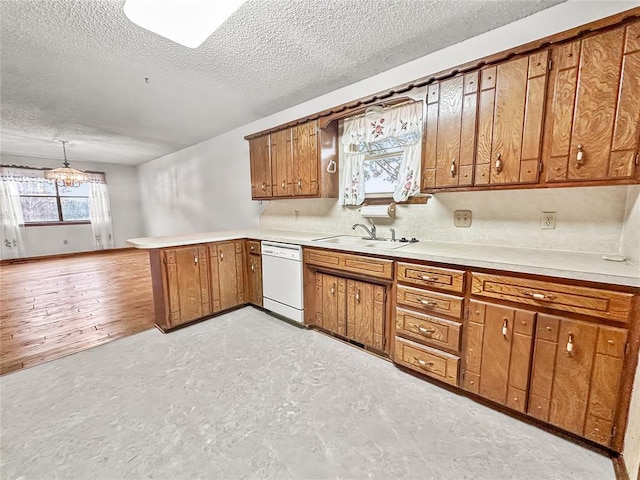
top-left (304, 248), bottom-right (393, 280)
top-left (394, 337), bottom-right (459, 386)
top-left (395, 307), bottom-right (461, 352)
top-left (396, 285), bottom-right (463, 319)
top-left (397, 262), bottom-right (465, 293)
top-left (471, 273), bottom-right (633, 322)
top-left (247, 240), bottom-right (261, 255)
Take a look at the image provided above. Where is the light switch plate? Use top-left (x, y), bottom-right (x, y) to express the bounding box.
top-left (454, 210), bottom-right (472, 228)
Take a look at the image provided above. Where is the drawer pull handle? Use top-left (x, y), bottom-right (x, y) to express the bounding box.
top-left (193, 254), bottom-right (198, 265)
top-left (356, 290), bottom-right (361, 303)
top-left (281, 180), bottom-right (286, 189)
top-left (566, 333), bottom-right (574, 355)
top-left (450, 158), bottom-right (456, 177)
top-left (576, 144), bottom-right (584, 167)
top-left (220, 252), bottom-right (224, 261)
top-left (414, 357), bottom-right (434, 369)
top-left (416, 325), bottom-right (436, 336)
top-left (524, 291), bottom-right (555, 301)
top-left (502, 319), bottom-right (508, 338)
top-left (251, 262), bottom-right (255, 272)
top-left (330, 284), bottom-right (335, 295)
top-left (261, 182), bottom-right (266, 191)
top-left (298, 179), bottom-right (302, 188)
top-left (420, 275), bottom-right (438, 282)
top-left (250, 245), bottom-right (254, 251)
top-left (419, 299), bottom-right (437, 307)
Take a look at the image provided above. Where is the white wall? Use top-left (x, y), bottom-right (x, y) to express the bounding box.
top-left (1, 153), bottom-right (144, 257)
top-left (626, 352), bottom-right (640, 480)
top-left (622, 186), bottom-right (640, 267)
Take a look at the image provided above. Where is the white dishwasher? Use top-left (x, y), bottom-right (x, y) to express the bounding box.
top-left (261, 241), bottom-right (304, 324)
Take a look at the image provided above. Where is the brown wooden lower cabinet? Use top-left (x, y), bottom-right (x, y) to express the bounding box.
top-left (161, 245), bottom-right (211, 329)
top-left (247, 252), bottom-right (263, 307)
top-left (527, 314), bottom-right (627, 447)
top-left (394, 337), bottom-right (460, 386)
top-left (208, 241), bottom-right (246, 312)
top-left (309, 271), bottom-right (386, 351)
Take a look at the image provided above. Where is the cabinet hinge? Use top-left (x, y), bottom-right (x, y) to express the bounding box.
top-left (548, 59), bottom-right (553, 70)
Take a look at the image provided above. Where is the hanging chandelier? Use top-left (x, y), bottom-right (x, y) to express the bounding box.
top-left (44, 141), bottom-right (89, 187)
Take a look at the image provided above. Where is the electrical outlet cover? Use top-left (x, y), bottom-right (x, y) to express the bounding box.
top-left (541, 212), bottom-right (556, 230)
top-left (454, 210), bottom-right (472, 228)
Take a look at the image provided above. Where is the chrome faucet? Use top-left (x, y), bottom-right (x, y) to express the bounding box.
top-left (352, 219), bottom-right (377, 239)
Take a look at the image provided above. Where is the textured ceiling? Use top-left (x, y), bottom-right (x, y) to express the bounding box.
top-left (0, 0), bottom-right (564, 166)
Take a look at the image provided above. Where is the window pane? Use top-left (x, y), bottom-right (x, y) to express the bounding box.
top-left (363, 156), bottom-right (402, 194)
top-left (59, 183), bottom-right (90, 197)
top-left (61, 197), bottom-right (90, 221)
top-left (20, 197), bottom-right (60, 222)
top-left (16, 179), bottom-right (56, 196)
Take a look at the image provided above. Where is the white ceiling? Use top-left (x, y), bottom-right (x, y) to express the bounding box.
top-left (0, 0), bottom-right (565, 166)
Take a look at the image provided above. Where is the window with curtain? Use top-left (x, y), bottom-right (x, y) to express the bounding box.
top-left (0, 166), bottom-right (115, 252)
top-left (339, 101), bottom-right (423, 205)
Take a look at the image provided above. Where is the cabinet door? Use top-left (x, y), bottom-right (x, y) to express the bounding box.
top-left (249, 135), bottom-right (271, 198)
top-left (271, 129), bottom-right (292, 197)
top-left (528, 314), bottom-right (627, 446)
top-left (248, 253), bottom-right (263, 307)
top-left (475, 51), bottom-right (548, 185)
top-left (463, 301), bottom-right (534, 413)
top-left (209, 241), bottom-right (245, 312)
top-left (163, 245), bottom-right (210, 327)
top-left (313, 273), bottom-right (347, 335)
top-left (422, 72), bottom-right (478, 189)
top-left (346, 279), bottom-right (385, 351)
top-left (546, 24), bottom-right (640, 182)
top-left (292, 120), bottom-right (319, 196)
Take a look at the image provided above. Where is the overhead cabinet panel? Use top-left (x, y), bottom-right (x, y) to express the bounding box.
top-left (292, 121), bottom-right (319, 196)
top-left (249, 135), bottom-right (271, 199)
top-left (546, 24), bottom-right (640, 181)
top-left (422, 72), bottom-right (478, 189)
top-left (476, 51), bottom-right (549, 185)
top-left (271, 129), bottom-right (293, 197)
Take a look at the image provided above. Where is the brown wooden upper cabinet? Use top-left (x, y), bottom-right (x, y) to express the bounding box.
top-left (475, 51), bottom-right (549, 186)
top-left (248, 120), bottom-right (338, 200)
top-left (249, 134), bottom-right (271, 199)
top-left (422, 72), bottom-right (479, 189)
top-left (544, 23), bottom-right (640, 182)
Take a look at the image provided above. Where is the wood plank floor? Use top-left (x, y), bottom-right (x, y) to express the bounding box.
top-left (0, 249), bottom-right (155, 375)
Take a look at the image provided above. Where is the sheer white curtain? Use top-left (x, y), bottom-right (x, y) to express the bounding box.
top-left (339, 101), bottom-right (423, 205)
top-left (88, 182), bottom-right (114, 250)
top-left (0, 178), bottom-right (25, 258)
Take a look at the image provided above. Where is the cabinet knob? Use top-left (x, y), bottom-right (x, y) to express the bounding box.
top-left (450, 158), bottom-right (457, 177)
top-left (576, 144), bottom-right (585, 167)
top-left (566, 333), bottom-right (574, 355)
top-left (495, 153), bottom-right (503, 174)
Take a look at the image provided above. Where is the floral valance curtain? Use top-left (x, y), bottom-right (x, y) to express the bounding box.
top-left (0, 166), bottom-right (105, 184)
top-left (340, 102), bottom-right (423, 205)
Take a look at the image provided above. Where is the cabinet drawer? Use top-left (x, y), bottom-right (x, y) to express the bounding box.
top-left (395, 307), bottom-right (461, 352)
top-left (471, 273), bottom-right (633, 323)
top-left (304, 248), bottom-right (393, 280)
top-left (396, 285), bottom-right (463, 319)
top-left (394, 337), bottom-right (459, 386)
top-left (247, 240), bottom-right (261, 255)
top-left (397, 262), bottom-right (465, 293)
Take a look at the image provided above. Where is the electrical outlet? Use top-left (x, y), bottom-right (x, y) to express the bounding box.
top-left (454, 210), bottom-right (472, 228)
top-left (541, 212), bottom-right (556, 230)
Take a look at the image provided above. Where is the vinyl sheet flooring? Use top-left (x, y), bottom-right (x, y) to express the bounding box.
top-left (0, 307), bottom-right (615, 480)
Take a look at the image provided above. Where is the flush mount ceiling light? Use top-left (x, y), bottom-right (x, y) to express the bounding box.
top-left (44, 141), bottom-right (89, 187)
top-left (123, 0), bottom-right (247, 49)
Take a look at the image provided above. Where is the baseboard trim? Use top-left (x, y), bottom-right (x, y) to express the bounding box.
top-left (613, 455), bottom-right (630, 480)
top-left (0, 247), bottom-right (135, 265)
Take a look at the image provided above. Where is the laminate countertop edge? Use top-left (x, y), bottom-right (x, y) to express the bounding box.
top-left (127, 229), bottom-right (640, 288)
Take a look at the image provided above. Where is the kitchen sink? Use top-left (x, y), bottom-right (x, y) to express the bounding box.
top-left (312, 235), bottom-right (410, 250)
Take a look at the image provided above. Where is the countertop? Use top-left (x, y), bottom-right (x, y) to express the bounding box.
top-left (127, 228), bottom-right (640, 288)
